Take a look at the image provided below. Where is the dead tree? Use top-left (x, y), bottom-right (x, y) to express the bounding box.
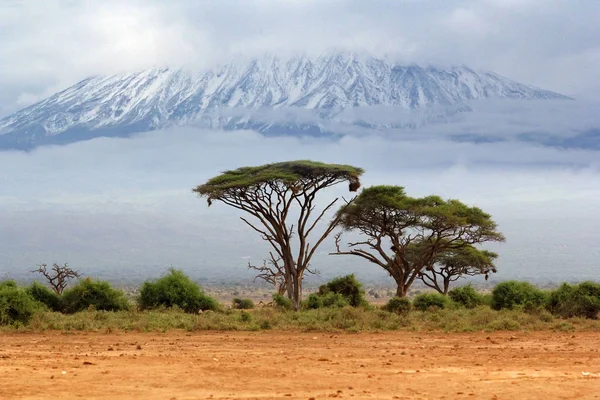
top-left (248, 252), bottom-right (320, 296)
top-left (31, 263), bottom-right (81, 294)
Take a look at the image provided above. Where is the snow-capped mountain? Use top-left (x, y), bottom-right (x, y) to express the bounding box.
top-left (0, 52), bottom-right (569, 149)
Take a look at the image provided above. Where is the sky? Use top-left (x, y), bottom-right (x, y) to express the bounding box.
top-left (1, 0), bottom-right (599, 286)
top-left (1, 0), bottom-right (600, 116)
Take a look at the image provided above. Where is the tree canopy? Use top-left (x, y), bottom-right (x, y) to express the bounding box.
top-left (333, 185), bottom-right (504, 296)
top-left (417, 245), bottom-right (498, 294)
top-left (193, 160), bottom-right (364, 310)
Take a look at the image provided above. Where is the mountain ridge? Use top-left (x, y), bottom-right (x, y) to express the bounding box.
top-left (0, 52), bottom-right (570, 150)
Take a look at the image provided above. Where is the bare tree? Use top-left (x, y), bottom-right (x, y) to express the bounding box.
top-left (248, 252), bottom-right (320, 295)
top-left (31, 263), bottom-right (81, 294)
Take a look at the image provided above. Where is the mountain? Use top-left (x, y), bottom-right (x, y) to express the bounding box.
top-left (0, 52), bottom-right (569, 149)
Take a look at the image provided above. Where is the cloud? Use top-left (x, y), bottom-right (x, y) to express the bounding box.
top-left (1, 128), bottom-right (599, 284)
top-left (1, 0), bottom-right (599, 116)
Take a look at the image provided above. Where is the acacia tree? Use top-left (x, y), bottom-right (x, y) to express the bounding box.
top-left (332, 186), bottom-right (504, 297)
top-left (193, 160), bottom-right (363, 310)
top-left (416, 244), bottom-right (498, 294)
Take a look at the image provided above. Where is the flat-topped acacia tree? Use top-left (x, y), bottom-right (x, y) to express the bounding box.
top-left (332, 185), bottom-right (504, 297)
top-left (193, 160), bottom-right (364, 310)
top-left (416, 244), bottom-right (498, 294)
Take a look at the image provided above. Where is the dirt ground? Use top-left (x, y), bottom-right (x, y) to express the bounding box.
top-left (1, 331), bottom-right (599, 399)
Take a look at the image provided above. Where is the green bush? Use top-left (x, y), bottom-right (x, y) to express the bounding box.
top-left (272, 293), bottom-right (293, 310)
top-left (26, 282), bottom-right (62, 312)
top-left (547, 282), bottom-right (600, 319)
top-left (383, 297), bottom-right (412, 315)
top-left (0, 280), bottom-right (17, 289)
top-left (491, 281), bottom-right (547, 311)
top-left (232, 298), bottom-right (254, 310)
top-left (0, 283), bottom-right (39, 325)
top-left (317, 274), bottom-right (366, 307)
top-left (61, 278), bottom-right (130, 313)
top-left (138, 269), bottom-right (218, 313)
top-left (449, 284), bottom-right (484, 309)
top-left (413, 292), bottom-right (450, 311)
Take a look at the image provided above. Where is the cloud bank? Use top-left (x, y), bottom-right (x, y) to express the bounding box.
top-left (1, 128), bottom-right (599, 285)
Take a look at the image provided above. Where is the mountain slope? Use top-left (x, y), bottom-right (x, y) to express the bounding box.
top-left (0, 52), bottom-right (569, 149)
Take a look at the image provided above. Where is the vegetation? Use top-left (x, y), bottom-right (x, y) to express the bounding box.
top-left (413, 292), bottom-right (451, 311)
top-left (193, 160), bottom-right (364, 310)
top-left (382, 297), bottom-right (412, 315)
top-left (316, 274), bottom-right (366, 307)
top-left (491, 281), bottom-right (547, 311)
top-left (448, 284), bottom-right (485, 309)
top-left (547, 282), bottom-right (600, 319)
top-left (3, 304), bottom-right (599, 333)
top-left (61, 278), bottom-right (130, 313)
top-left (332, 186), bottom-right (504, 297)
top-left (272, 293), bottom-right (293, 310)
top-left (232, 298), bottom-right (255, 310)
top-left (1, 276), bottom-right (600, 331)
top-left (31, 263), bottom-right (81, 294)
top-left (26, 281), bottom-right (62, 312)
top-left (419, 247), bottom-right (498, 294)
top-left (138, 269), bottom-right (218, 313)
top-left (0, 281), bottom-right (40, 325)
top-left (304, 292), bottom-right (349, 309)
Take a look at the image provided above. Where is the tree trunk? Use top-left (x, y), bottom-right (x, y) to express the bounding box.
top-left (443, 278), bottom-right (450, 295)
top-left (395, 284), bottom-right (407, 297)
top-left (291, 275), bottom-right (303, 311)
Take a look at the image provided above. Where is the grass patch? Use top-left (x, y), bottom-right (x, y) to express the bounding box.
top-left (3, 305), bottom-right (600, 333)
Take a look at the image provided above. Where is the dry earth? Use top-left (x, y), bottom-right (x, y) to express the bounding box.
top-left (1, 331), bottom-right (600, 399)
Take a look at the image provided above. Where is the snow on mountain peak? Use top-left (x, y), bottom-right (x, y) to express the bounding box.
top-left (0, 52), bottom-right (570, 149)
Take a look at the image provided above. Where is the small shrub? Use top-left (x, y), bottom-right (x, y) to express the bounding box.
top-left (61, 278), bottom-right (130, 314)
top-left (0, 284), bottom-right (39, 325)
top-left (26, 282), bottom-right (62, 312)
top-left (322, 292), bottom-right (349, 308)
top-left (317, 274), bottom-right (366, 307)
top-left (491, 281), bottom-right (547, 311)
top-left (304, 293), bottom-right (323, 309)
top-left (383, 297), bottom-right (412, 315)
top-left (547, 282), bottom-right (600, 319)
top-left (413, 292), bottom-right (450, 311)
top-left (449, 284), bottom-right (484, 309)
top-left (239, 310), bottom-right (252, 322)
top-left (272, 293), bottom-right (293, 310)
top-left (138, 269), bottom-right (218, 313)
top-left (232, 298), bottom-right (254, 310)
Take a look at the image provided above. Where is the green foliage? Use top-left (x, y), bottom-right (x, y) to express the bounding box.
top-left (0, 280), bottom-right (18, 289)
top-left (383, 297), bottom-right (412, 315)
top-left (547, 282), bottom-right (600, 319)
top-left (491, 281), bottom-right (547, 311)
top-left (413, 292), bottom-right (451, 311)
top-left (194, 160), bottom-right (364, 198)
top-left (26, 282), bottom-right (62, 312)
top-left (61, 278), bottom-right (130, 314)
top-left (304, 292), bottom-right (349, 309)
top-left (272, 293), bottom-right (293, 310)
top-left (0, 283), bottom-right (39, 325)
top-left (317, 274), bottom-right (366, 307)
top-left (138, 269), bottom-right (218, 313)
top-left (449, 284), bottom-right (484, 309)
top-left (232, 298), bottom-right (254, 310)
top-left (304, 293), bottom-right (323, 309)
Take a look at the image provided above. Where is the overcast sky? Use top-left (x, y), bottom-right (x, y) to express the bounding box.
top-left (1, 0), bottom-right (600, 116)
